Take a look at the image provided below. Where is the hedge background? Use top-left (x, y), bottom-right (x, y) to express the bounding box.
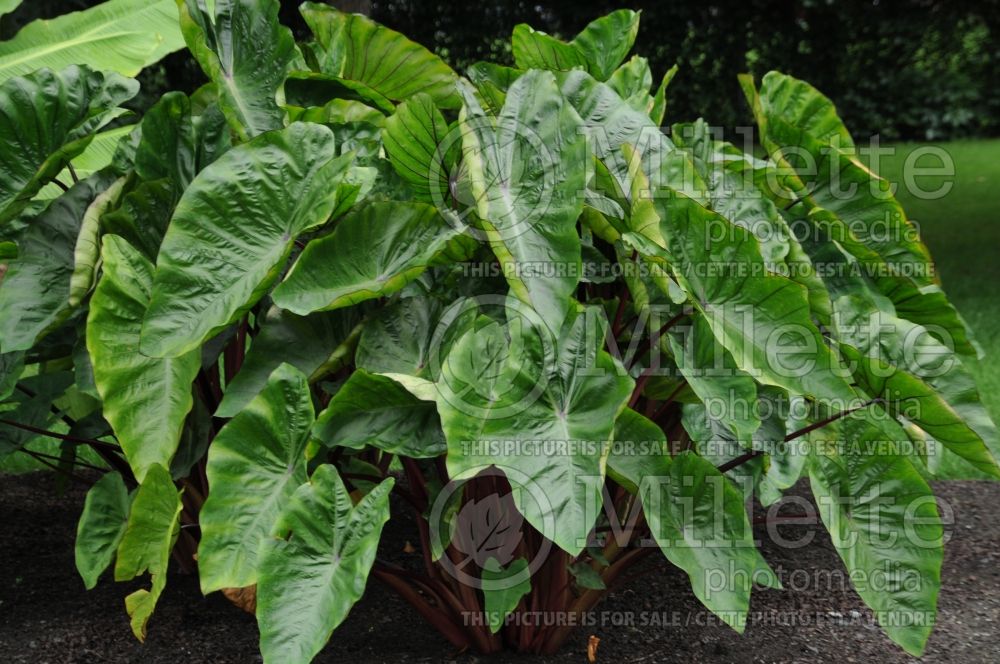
top-left (4, 0), bottom-right (998, 140)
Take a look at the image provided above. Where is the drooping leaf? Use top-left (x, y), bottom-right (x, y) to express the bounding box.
top-left (666, 312), bottom-right (761, 442)
top-left (0, 65), bottom-right (137, 223)
top-left (113, 463), bottom-right (182, 641)
top-left (809, 407), bottom-right (943, 656)
top-left (481, 557), bottom-right (531, 634)
top-left (273, 201), bottom-right (462, 315)
top-left (283, 70), bottom-right (396, 115)
top-left (437, 307), bottom-right (633, 555)
top-left (285, 98), bottom-right (388, 127)
top-left (641, 450), bottom-right (777, 632)
top-left (832, 298), bottom-right (1000, 479)
top-left (140, 122), bottom-right (353, 358)
top-left (256, 466), bottom-right (393, 664)
top-left (75, 471), bottom-right (132, 589)
top-left (178, 0), bottom-right (295, 140)
top-left (301, 2), bottom-right (460, 108)
top-left (743, 74), bottom-right (935, 288)
top-left (606, 407), bottom-right (669, 494)
top-left (87, 236), bottom-right (198, 481)
top-left (0, 0), bottom-right (184, 83)
top-left (841, 343), bottom-right (1000, 478)
top-left (647, 191), bottom-right (857, 406)
top-left (216, 306), bottom-right (362, 418)
top-left (313, 369), bottom-right (446, 458)
top-left (198, 364), bottom-right (312, 593)
top-left (458, 70), bottom-right (586, 331)
top-left (0, 171), bottom-right (118, 352)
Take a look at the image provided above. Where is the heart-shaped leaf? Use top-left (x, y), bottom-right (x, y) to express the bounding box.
top-left (141, 122), bottom-right (354, 358)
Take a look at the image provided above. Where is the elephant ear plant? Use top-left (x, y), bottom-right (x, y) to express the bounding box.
top-left (0, 1), bottom-right (996, 661)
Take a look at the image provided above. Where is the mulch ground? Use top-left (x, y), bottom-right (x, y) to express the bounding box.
top-left (1, 472), bottom-right (998, 663)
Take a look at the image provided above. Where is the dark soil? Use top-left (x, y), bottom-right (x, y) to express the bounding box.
top-left (1, 472), bottom-right (998, 663)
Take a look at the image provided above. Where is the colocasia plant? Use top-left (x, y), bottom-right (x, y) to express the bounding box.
top-left (0, 1), bottom-right (996, 661)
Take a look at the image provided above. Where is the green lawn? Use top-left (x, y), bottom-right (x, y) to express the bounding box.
top-left (864, 139), bottom-right (1000, 422)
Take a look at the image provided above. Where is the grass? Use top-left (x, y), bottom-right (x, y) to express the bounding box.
top-left (863, 139), bottom-right (1000, 423)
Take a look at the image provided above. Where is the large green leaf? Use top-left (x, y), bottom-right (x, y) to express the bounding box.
top-left (113, 463), bottom-right (182, 641)
top-left (566, 9), bottom-right (641, 81)
top-left (0, 65), bottom-right (137, 223)
top-left (436, 307), bottom-right (633, 555)
top-left (809, 407), bottom-right (943, 656)
top-left (512, 10), bottom-right (640, 81)
top-left (75, 471), bottom-right (132, 590)
top-left (36, 125), bottom-right (137, 200)
top-left (88, 236), bottom-right (200, 482)
top-left (753, 71), bottom-right (855, 151)
top-left (641, 450), bottom-right (777, 632)
top-left (355, 294), bottom-right (476, 379)
top-left (666, 312), bottom-right (761, 442)
top-left (216, 306), bottom-right (361, 418)
top-left (802, 207), bottom-right (974, 358)
top-left (0, 351), bottom-right (24, 401)
top-left (458, 70), bottom-right (586, 331)
top-left (0, 171), bottom-right (117, 352)
top-left (743, 74), bottom-right (935, 288)
top-left (99, 178), bottom-right (175, 262)
top-left (301, 2), bottom-right (459, 108)
top-left (648, 191), bottom-right (856, 406)
top-left (134, 91), bottom-right (230, 191)
top-left (0, 0), bottom-right (184, 83)
top-left (481, 557), bottom-right (531, 634)
top-left (273, 202), bottom-right (461, 315)
top-left (198, 364), bottom-right (312, 593)
top-left (313, 369), bottom-right (446, 458)
top-left (557, 70), bottom-right (704, 205)
top-left (0, 1), bottom-right (21, 19)
top-left (606, 408), bottom-right (670, 494)
top-left (382, 93), bottom-right (451, 201)
top-left (511, 25), bottom-right (586, 73)
top-left (671, 119), bottom-right (790, 267)
top-left (257, 466), bottom-right (393, 663)
top-left (841, 343), bottom-right (1000, 478)
top-left (178, 0), bottom-right (295, 141)
top-left (140, 122), bottom-right (353, 358)
top-left (832, 295), bottom-right (1000, 479)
